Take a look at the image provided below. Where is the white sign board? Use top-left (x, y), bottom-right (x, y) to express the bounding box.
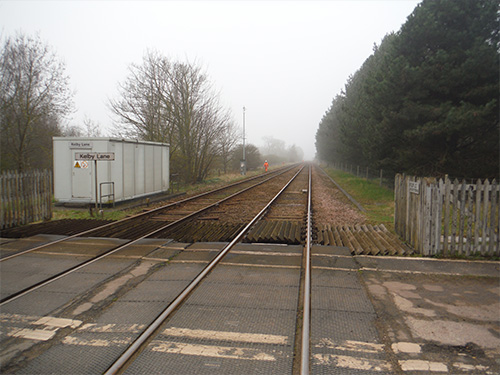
top-left (95, 153), bottom-right (115, 161)
top-left (408, 181), bottom-right (420, 194)
top-left (75, 152), bottom-right (115, 161)
top-left (69, 141), bottom-right (93, 149)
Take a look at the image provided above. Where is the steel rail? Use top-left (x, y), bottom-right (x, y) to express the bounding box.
top-left (0, 166), bottom-right (302, 306)
top-left (301, 164), bottom-right (312, 375)
top-left (103, 166), bottom-right (305, 375)
top-left (0, 164), bottom-right (298, 262)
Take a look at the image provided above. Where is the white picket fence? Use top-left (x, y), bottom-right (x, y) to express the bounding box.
top-left (395, 174), bottom-right (499, 256)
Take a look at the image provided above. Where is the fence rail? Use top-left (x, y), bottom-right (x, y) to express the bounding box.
top-left (395, 174), bottom-right (499, 256)
top-left (1, 169), bottom-right (53, 229)
top-left (327, 161), bottom-right (393, 189)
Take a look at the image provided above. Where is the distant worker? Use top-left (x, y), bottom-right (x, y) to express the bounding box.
top-left (264, 160), bottom-right (269, 172)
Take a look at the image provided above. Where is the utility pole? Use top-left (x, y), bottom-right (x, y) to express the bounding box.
top-left (241, 106), bottom-right (247, 175)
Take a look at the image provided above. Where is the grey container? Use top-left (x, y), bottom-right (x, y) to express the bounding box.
top-left (53, 137), bottom-right (169, 205)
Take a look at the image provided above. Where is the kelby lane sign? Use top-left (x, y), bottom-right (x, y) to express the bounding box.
top-left (75, 152), bottom-right (115, 161)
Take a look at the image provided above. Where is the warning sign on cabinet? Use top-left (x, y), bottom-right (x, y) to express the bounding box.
top-left (74, 161), bottom-right (89, 168)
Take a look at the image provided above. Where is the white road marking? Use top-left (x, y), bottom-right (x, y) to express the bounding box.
top-left (313, 353), bottom-right (391, 371)
top-left (34, 317), bottom-right (82, 329)
top-left (163, 327), bottom-right (288, 345)
top-left (316, 338), bottom-right (384, 353)
top-left (355, 254), bottom-right (499, 264)
top-left (8, 328), bottom-right (55, 341)
top-left (312, 266), bottom-right (358, 272)
top-left (453, 362), bottom-right (490, 372)
top-left (150, 341), bottom-right (277, 361)
top-left (230, 250), bottom-right (300, 257)
top-left (399, 359), bottom-right (448, 372)
top-left (392, 342), bottom-right (422, 354)
top-left (312, 264), bottom-right (485, 277)
top-left (58, 324), bottom-right (285, 362)
top-left (78, 323), bottom-right (146, 333)
top-left (34, 251), bottom-right (95, 257)
top-left (2, 315), bottom-right (82, 341)
top-left (0, 313), bottom-right (42, 323)
top-left (170, 259), bottom-right (300, 269)
top-left (143, 257), bottom-right (170, 262)
top-left (220, 262), bottom-right (300, 269)
top-left (360, 267), bottom-right (474, 277)
top-left (312, 254), bottom-right (353, 258)
top-left (62, 336), bottom-right (132, 347)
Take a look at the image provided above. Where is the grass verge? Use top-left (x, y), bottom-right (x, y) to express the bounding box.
top-left (52, 208), bottom-right (133, 221)
top-left (322, 167), bottom-right (395, 231)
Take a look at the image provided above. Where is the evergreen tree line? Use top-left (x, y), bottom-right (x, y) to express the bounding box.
top-left (315, 0), bottom-right (499, 179)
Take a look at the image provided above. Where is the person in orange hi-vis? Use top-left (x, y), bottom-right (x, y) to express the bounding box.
top-left (264, 160), bottom-right (269, 172)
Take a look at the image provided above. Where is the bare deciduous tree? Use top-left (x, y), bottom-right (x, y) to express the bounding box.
top-left (83, 115), bottom-right (102, 137)
top-left (110, 51), bottom-right (235, 183)
top-left (109, 51), bottom-right (174, 145)
top-left (216, 119), bottom-right (240, 174)
top-left (0, 32), bottom-right (73, 171)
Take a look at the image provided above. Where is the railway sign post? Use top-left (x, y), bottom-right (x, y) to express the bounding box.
top-left (408, 181), bottom-right (420, 195)
top-left (75, 152), bottom-right (115, 213)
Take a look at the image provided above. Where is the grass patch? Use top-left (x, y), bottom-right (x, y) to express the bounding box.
top-left (52, 207), bottom-right (138, 222)
top-left (323, 167), bottom-right (395, 231)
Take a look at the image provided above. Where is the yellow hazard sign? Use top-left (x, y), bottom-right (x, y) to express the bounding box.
top-left (74, 161), bottom-right (89, 169)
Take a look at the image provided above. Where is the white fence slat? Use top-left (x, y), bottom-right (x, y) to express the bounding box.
top-left (465, 185), bottom-right (473, 255)
top-left (394, 175), bottom-right (498, 257)
top-left (482, 179), bottom-right (490, 255)
top-left (451, 179), bottom-right (460, 254)
top-left (443, 176), bottom-right (451, 255)
top-left (474, 179), bottom-right (482, 251)
top-left (489, 180), bottom-right (498, 255)
top-left (458, 182), bottom-right (466, 255)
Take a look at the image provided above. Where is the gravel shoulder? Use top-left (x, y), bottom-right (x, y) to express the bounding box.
top-left (312, 167), bottom-right (366, 226)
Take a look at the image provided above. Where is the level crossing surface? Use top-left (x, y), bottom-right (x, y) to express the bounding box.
top-left (1, 236), bottom-right (499, 374)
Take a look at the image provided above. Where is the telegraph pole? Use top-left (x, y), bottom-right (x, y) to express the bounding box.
top-left (241, 106), bottom-right (247, 175)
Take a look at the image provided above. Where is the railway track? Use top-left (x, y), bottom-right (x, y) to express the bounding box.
top-left (0, 165), bottom-right (303, 304)
top-left (0, 164), bottom-right (298, 261)
top-left (1, 164), bottom-right (313, 374)
top-left (1, 164), bottom-right (410, 256)
top-left (104, 165), bottom-right (312, 375)
top-left (0, 164), bottom-right (414, 374)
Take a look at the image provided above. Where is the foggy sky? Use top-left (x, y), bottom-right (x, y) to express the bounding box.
top-left (0, 0), bottom-right (421, 160)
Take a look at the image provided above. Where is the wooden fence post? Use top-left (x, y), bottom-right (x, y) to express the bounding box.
top-left (465, 184), bottom-right (473, 256)
top-left (458, 181), bottom-right (467, 255)
top-left (474, 179), bottom-right (482, 253)
top-left (443, 175), bottom-right (450, 256)
top-left (1, 169), bottom-right (53, 229)
top-left (482, 179), bottom-right (490, 255)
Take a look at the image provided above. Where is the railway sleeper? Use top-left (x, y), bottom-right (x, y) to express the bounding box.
top-left (0, 219), bottom-right (114, 238)
top-left (315, 224), bottom-right (412, 256)
top-left (242, 220), bottom-right (302, 244)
